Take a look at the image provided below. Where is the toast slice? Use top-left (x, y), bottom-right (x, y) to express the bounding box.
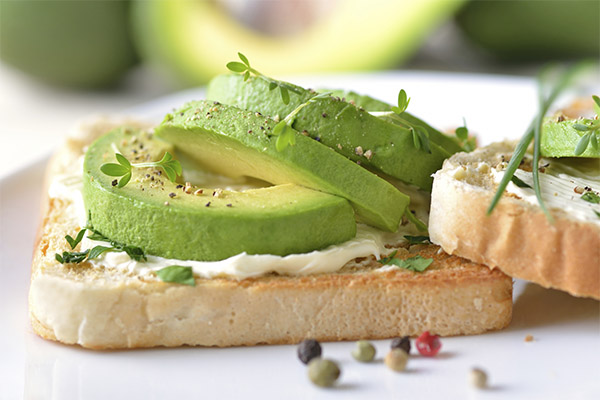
top-left (430, 142), bottom-right (600, 300)
top-left (30, 119), bottom-right (512, 349)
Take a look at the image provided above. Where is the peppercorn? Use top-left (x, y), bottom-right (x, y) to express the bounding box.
top-left (307, 358), bottom-right (340, 387)
top-left (351, 340), bottom-right (376, 362)
top-left (469, 368), bottom-right (488, 389)
top-left (390, 336), bottom-right (411, 354)
top-left (297, 339), bottom-right (322, 364)
top-left (384, 349), bottom-right (408, 372)
top-left (416, 331), bottom-right (442, 357)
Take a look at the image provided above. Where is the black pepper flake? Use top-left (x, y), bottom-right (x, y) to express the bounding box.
top-left (205, 202), bottom-right (211, 207)
top-left (226, 203), bottom-right (232, 207)
top-left (111, 179), bottom-right (118, 186)
top-left (248, 130), bottom-right (253, 134)
top-left (322, 113), bottom-right (328, 118)
top-left (176, 184), bottom-right (183, 189)
top-left (213, 101), bottom-right (220, 105)
top-left (315, 137), bottom-right (321, 142)
top-left (145, 174), bottom-right (150, 178)
top-left (180, 112), bottom-right (184, 116)
top-left (260, 126), bottom-right (265, 130)
top-left (169, 192), bottom-right (176, 198)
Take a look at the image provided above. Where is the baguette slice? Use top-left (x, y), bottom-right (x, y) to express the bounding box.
top-left (30, 119), bottom-right (513, 349)
top-left (430, 142), bottom-right (600, 300)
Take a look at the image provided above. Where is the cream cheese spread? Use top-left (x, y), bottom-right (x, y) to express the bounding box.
top-left (49, 163), bottom-right (425, 280)
top-left (491, 158), bottom-right (600, 225)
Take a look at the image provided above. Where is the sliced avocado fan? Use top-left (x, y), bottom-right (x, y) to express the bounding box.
top-left (206, 74), bottom-right (455, 190)
top-left (155, 100), bottom-right (409, 231)
top-left (83, 127), bottom-right (356, 261)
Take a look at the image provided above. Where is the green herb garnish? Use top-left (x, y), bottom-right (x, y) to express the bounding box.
top-left (572, 96), bottom-right (600, 155)
top-left (488, 64), bottom-right (585, 219)
top-left (581, 191), bottom-right (600, 204)
top-left (511, 175), bottom-right (532, 189)
top-left (155, 265), bottom-right (196, 286)
top-left (391, 89), bottom-right (410, 114)
top-left (271, 92), bottom-right (332, 151)
top-left (455, 119), bottom-right (476, 152)
top-left (380, 251), bottom-right (433, 272)
top-left (55, 225), bottom-right (147, 264)
top-left (227, 52), bottom-right (301, 105)
top-left (100, 151), bottom-right (182, 188)
top-left (594, 210), bottom-right (600, 218)
top-left (403, 235), bottom-right (430, 245)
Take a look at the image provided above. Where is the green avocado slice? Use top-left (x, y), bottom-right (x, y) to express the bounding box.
top-left (540, 116), bottom-right (600, 158)
top-left (155, 100), bottom-right (409, 231)
top-left (206, 74), bottom-right (451, 190)
top-left (83, 127), bottom-right (356, 261)
top-left (325, 89), bottom-right (464, 154)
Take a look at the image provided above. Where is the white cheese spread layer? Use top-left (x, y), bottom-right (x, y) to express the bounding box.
top-left (49, 166), bottom-right (426, 280)
top-left (491, 158), bottom-right (600, 225)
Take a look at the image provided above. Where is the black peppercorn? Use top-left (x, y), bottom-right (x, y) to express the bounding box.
top-left (390, 336), bottom-right (411, 354)
top-left (297, 339), bottom-right (322, 364)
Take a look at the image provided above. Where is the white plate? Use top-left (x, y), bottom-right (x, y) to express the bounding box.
top-left (1, 72), bottom-right (599, 400)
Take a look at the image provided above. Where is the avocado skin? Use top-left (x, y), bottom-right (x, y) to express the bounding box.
top-left (326, 89), bottom-right (464, 154)
top-left (83, 127), bottom-right (356, 261)
top-left (156, 101), bottom-right (409, 232)
top-left (456, 0), bottom-right (599, 61)
top-left (206, 74), bottom-right (450, 190)
top-left (540, 117), bottom-right (600, 158)
top-left (0, 1), bottom-right (137, 88)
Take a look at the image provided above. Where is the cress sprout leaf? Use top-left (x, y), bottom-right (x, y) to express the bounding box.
top-left (156, 265), bottom-right (196, 286)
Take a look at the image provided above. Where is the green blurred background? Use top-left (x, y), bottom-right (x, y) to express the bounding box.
top-left (0, 0), bottom-right (598, 178)
top-left (1, 0), bottom-right (598, 89)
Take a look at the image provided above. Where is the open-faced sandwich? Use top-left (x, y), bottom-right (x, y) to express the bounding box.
top-left (33, 56), bottom-right (599, 350)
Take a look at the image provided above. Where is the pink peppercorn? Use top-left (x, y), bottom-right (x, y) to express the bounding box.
top-left (416, 331), bottom-right (441, 356)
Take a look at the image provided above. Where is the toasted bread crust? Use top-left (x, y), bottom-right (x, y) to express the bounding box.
top-left (29, 119), bottom-right (513, 349)
top-left (430, 142), bottom-right (600, 300)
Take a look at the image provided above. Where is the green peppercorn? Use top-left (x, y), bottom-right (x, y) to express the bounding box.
top-left (297, 339), bottom-right (322, 364)
top-left (307, 358), bottom-right (340, 387)
top-left (351, 340), bottom-right (376, 362)
top-left (385, 348), bottom-right (409, 372)
top-left (390, 336), bottom-right (411, 354)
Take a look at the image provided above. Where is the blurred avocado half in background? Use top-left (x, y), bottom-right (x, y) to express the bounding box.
top-left (130, 0), bottom-right (464, 86)
top-left (0, 0), bottom-right (138, 88)
top-left (456, 0), bottom-right (600, 61)
top-left (0, 0), bottom-right (597, 89)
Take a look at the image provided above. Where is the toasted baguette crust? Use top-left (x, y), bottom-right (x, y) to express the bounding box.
top-left (430, 142), bottom-right (600, 300)
top-left (29, 120), bottom-right (513, 349)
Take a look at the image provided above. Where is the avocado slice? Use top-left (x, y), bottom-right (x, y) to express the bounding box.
top-left (83, 127), bottom-right (356, 261)
top-left (206, 74), bottom-right (450, 190)
top-left (540, 116), bottom-right (600, 158)
top-left (155, 100), bottom-right (409, 231)
top-left (326, 89), bottom-right (464, 154)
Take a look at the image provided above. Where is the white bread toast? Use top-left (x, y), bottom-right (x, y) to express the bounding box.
top-left (430, 142), bottom-right (600, 300)
top-left (30, 120), bottom-right (513, 349)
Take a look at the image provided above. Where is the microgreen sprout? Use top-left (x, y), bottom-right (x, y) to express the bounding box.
top-left (379, 251), bottom-right (433, 272)
top-left (55, 224), bottom-right (147, 265)
top-left (101, 151), bottom-right (182, 188)
top-left (391, 89), bottom-right (410, 114)
top-left (227, 52), bottom-right (301, 105)
top-left (572, 95), bottom-right (600, 156)
top-left (271, 92), bottom-right (332, 151)
top-left (455, 119), bottom-right (476, 152)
